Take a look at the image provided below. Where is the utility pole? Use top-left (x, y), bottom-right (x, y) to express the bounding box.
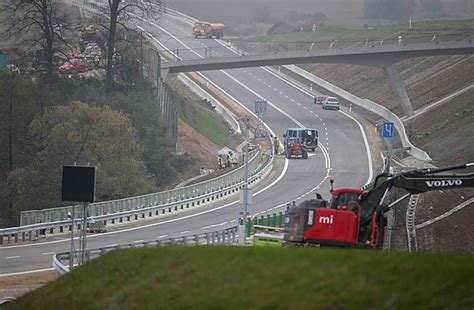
top-left (69, 206), bottom-right (75, 271)
top-left (238, 142), bottom-right (252, 245)
top-left (62, 165), bottom-right (96, 270)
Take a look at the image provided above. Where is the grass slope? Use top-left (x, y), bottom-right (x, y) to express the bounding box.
top-left (7, 247), bottom-right (474, 309)
top-left (168, 77), bottom-right (231, 146)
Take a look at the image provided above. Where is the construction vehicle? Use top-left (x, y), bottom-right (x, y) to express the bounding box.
top-left (192, 21), bottom-right (225, 39)
top-left (284, 162), bottom-right (474, 248)
top-left (79, 24), bottom-right (105, 52)
top-left (283, 128), bottom-right (318, 159)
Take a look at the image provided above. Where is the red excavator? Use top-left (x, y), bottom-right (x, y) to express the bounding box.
top-left (284, 162), bottom-right (474, 248)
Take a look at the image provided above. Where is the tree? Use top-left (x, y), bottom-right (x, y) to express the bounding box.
top-left (0, 71), bottom-right (42, 181)
top-left (1, 0), bottom-right (72, 82)
top-left (93, 0), bottom-right (162, 94)
top-left (364, 0), bottom-right (416, 22)
top-left (0, 102), bottom-right (155, 226)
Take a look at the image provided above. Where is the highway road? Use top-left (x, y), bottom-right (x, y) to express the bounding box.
top-left (0, 10), bottom-right (372, 276)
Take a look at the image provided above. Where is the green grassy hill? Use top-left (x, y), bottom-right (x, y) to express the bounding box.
top-left (7, 247), bottom-right (473, 309)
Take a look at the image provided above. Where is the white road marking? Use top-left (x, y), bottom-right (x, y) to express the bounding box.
top-left (41, 252), bottom-right (55, 255)
top-left (106, 244), bottom-right (118, 247)
top-left (180, 231), bottom-right (190, 234)
top-left (157, 235), bottom-right (168, 239)
top-left (0, 268), bottom-right (55, 277)
top-left (5, 256), bottom-right (20, 259)
top-left (133, 240), bottom-right (145, 243)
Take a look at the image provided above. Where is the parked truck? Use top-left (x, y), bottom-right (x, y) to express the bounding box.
top-left (283, 128), bottom-right (318, 159)
top-left (192, 21), bottom-right (225, 39)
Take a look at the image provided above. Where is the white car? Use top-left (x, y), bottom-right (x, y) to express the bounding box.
top-left (322, 97), bottom-right (340, 110)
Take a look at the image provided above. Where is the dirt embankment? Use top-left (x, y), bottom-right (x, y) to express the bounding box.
top-left (310, 56), bottom-right (474, 254)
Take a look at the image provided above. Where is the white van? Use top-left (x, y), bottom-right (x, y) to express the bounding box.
top-left (322, 97), bottom-right (340, 110)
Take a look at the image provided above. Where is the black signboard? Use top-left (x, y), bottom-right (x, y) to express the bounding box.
top-left (62, 165), bottom-right (96, 203)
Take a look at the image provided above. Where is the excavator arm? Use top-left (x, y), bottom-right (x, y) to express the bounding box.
top-left (357, 163), bottom-right (474, 245)
top-left (363, 163), bottom-right (474, 209)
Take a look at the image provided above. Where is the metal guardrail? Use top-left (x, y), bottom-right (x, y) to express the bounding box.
top-left (406, 194), bottom-right (420, 252)
top-left (19, 150), bottom-right (261, 227)
top-left (52, 226), bottom-right (238, 275)
top-left (2, 146), bottom-right (273, 244)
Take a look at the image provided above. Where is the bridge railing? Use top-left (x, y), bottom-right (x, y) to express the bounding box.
top-left (161, 33), bottom-right (473, 62)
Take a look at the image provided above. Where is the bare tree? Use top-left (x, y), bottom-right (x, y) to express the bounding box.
top-left (98, 0), bottom-right (162, 94)
top-left (1, 0), bottom-right (72, 82)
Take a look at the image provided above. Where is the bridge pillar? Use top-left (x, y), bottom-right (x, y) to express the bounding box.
top-left (160, 69), bottom-right (169, 81)
top-left (385, 64), bottom-right (415, 117)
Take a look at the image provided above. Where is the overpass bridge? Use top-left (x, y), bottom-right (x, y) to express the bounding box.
top-left (161, 42), bottom-right (474, 116)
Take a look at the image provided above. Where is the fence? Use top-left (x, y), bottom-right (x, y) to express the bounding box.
top-left (144, 47), bottom-right (178, 141)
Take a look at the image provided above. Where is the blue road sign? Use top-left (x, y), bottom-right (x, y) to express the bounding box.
top-left (383, 122), bottom-right (394, 138)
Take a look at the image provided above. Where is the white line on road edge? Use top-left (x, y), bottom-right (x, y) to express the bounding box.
top-left (0, 267), bottom-right (55, 277)
top-left (41, 252), bottom-right (55, 255)
top-left (339, 110), bottom-right (374, 185)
